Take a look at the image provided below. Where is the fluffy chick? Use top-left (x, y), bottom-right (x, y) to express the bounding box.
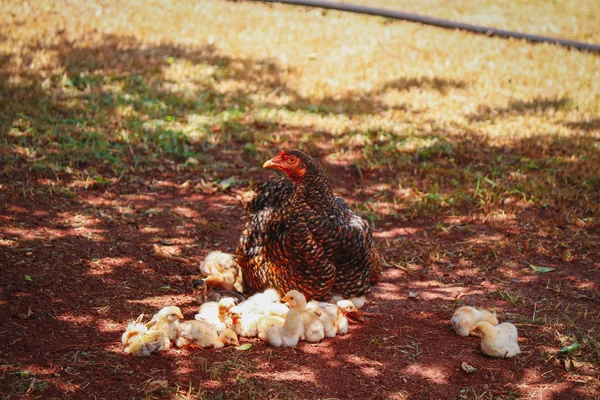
top-left (265, 309), bottom-right (303, 347)
top-left (471, 321), bottom-right (521, 358)
top-left (451, 306), bottom-right (499, 337)
top-left (229, 288), bottom-right (287, 337)
top-left (194, 298), bottom-right (236, 333)
top-left (281, 290), bottom-right (306, 311)
top-left (307, 300), bottom-right (358, 337)
top-left (176, 320), bottom-right (239, 349)
top-left (149, 306), bottom-right (184, 350)
top-left (334, 300), bottom-right (359, 335)
top-left (124, 328), bottom-right (167, 357)
top-left (199, 251), bottom-right (244, 293)
top-left (192, 279), bottom-right (245, 305)
top-left (257, 315), bottom-right (285, 341)
top-left (282, 290), bottom-right (324, 343)
top-left (122, 314), bottom-right (148, 345)
top-left (301, 308), bottom-right (324, 343)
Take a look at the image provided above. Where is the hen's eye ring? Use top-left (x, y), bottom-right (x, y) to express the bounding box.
top-left (288, 157), bottom-right (297, 163)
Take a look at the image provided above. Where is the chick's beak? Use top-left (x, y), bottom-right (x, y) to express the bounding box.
top-left (177, 313), bottom-right (184, 320)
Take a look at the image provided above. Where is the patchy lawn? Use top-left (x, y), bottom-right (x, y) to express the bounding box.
top-left (1, 0), bottom-right (599, 398)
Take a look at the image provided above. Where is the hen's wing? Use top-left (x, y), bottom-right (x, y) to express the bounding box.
top-left (330, 196), bottom-right (381, 298)
top-left (237, 178), bottom-right (336, 299)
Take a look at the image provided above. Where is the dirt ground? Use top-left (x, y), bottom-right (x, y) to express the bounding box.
top-left (0, 155), bottom-right (598, 400)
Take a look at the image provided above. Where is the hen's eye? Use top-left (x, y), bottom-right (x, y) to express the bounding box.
top-left (288, 157), bottom-right (297, 163)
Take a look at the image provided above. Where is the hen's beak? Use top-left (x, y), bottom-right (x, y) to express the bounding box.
top-left (262, 158), bottom-right (277, 169)
top-left (263, 151), bottom-right (285, 169)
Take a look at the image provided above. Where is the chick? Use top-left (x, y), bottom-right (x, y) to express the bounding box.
top-left (471, 321), bottom-right (521, 358)
top-left (176, 320), bottom-right (239, 349)
top-left (265, 309), bottom-right (303, 347)
top-left (281, 290), bottom-right (306, 311)
top-left (149, 306), bottom-right (184, 350)
top-left (229, 288), bottom-right (287, 337)
top-left (282, 290), bottom-right (325, 343)
top-left (124, 327), bottom-right (167, 357)
top-left (307, 300), bottom-right (358, 337)
top-left (331, 294), bottom-right (366, 309)
top-left (199, 251), bottom-right (244, 293)
top-left (451, 306), bottom-right (499, 337)
top-left (194, 298), bottom-right (236, 333)
top-left (334, 300), bottom-right (359, 336)
top-left (257, 315), bottom-right (285, 341)
top-left (121, 314), bottom-right (148, 345)
top-left (192, 279), bottom-right (245, 305)
top-left (301, 308), bottom-right (325, 343)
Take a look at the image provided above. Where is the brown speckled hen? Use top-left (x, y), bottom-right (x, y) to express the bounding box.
top-left (237, 149), bottom-right (381, 301)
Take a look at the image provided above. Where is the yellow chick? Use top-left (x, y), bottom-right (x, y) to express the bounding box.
top-left (471, 321), bottom-right (521, 358)
top-left (451, 306), bottom-right (499, 337)
top-left (149, 306), bottom-right (184, 350)
top-left (265, 309), bottom-right (303, 347)
top-left (124, 327), bottom-right (166, 357)
top-left (257, 315), bottom-right (285, 341)
top-left (199, 251), bottom-right (244, 293)
top-left (176, 320), bottom-right (239, 349)
top-left (121, 314), bottom-right (148, 345)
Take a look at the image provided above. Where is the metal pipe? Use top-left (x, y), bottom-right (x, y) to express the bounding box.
top-left (258, 0), bottom-right (600, 54)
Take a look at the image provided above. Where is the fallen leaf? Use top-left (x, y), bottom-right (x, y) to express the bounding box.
top-left (461, 362), bottom-right (477, 374)
top-left (408, 291), bottom-right (418, 299)
top-left (218, 176), bottom-right (237, 191)
top-left (24, 275), bottom-right (32, 282)
top-left (528, 263), bottom-right (555, 273)
top-left (235, 343), bottom-right (252, 351)
top-left (559, 342), bottom-right (579, 353)
top-left (145, 380), bottom-right (168, 394)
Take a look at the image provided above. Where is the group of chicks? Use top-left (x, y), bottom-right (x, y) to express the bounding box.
top-left (451, 306), bottom-right (521, 358)
top-left (121, 306), bottom-right (241, 357)
top-left (122, 288), bottom-right (360, 356)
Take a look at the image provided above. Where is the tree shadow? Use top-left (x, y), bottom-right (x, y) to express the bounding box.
top-left (468, 96), bottom-right (573, 122)
top-left (1, 31), bottom-right (598, 399)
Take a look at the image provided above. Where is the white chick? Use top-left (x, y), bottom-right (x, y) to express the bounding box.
top-left (331, 294), bottom-right (366, 309)
top-left (471, 321), bottom-right (521, 358)
top-left (301, 308), bottom-right (324, 343)
top-left (176, 320), bottom-right (239, 349)
top-left (257, 315), bottom-right (285, 341)
top-left (149, 306), bottom-right (184, 350)
top-left (265, 309), bottom-right (303, 347)
top-left (334, 300), bottom-right (359, 335)
top-left (199, 251), bottom-right (244, 293)
top-left (229, 288), bottom-right (286, 337)
top-left (121, 314), bottom-right (148, 345)
top-left (282, 290), bottom-right (324, 343)
top-left (451, 306), bottom-right (499, 337)
top-left (307, 300), bottom-right (358, 337)
top-left (194, 298), bottom-right (235, 333)
top-left (281, 290), bottom-right (306, 311)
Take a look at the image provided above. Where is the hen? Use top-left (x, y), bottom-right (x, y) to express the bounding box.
top-left (237, 149), bottom-right (381, 300)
